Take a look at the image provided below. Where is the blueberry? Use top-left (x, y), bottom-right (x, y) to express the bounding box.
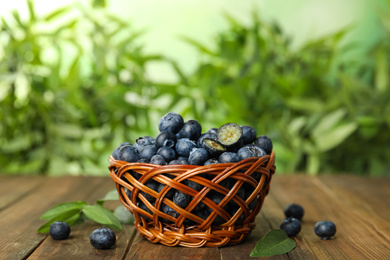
top-left (117, 144), bottom-right (140, 162)
top-left (280, 217), bottom-right (301, 237)
top-left (150, 154), bottom-right (167, 165)
top-left (112, 142), bottom-right (131, 159)
top-left (173, 190), bottom-right (190, 208)
top-left (219, 152), bottom-right (240, 163)
top-left (162, 203), bottom-right (179, 219)
top-left (254, 135), bottom-right (273, 154)
top-left (204, 158), bottom-right (220, 166)
top-left (237, 145), bottom-right (266, 160)
top-left (139, 145), bottom-right (157, 160)
top-left (137, 158), bottom-right (150, 163)
top-left (175, 138), bottom-right (197, 157)
top-left (155, 131), bottom-right (177, 149)
top-left (197, 132), bottom-right (217, 148)
top-left (314, 221), bottom-right (336, 240)
top-left (217, 123), bottom-right (243, 151)
top-left (157, 146), bottom-right (176, 162)
top-left (157, 183), bottom-right (175, 199)
top-left (177, 157), bottom-right (189, 165)
top-left (134, 136), bottom-right (155, 152)
top-left (141, 180), bottom-right (158, 202)
top-left (138, 202), bottom-right (153, 219)
top-left (49, 221), bottom-right (70, 240)
top-left (284, 203), bottom-right (304, 220)
top-left (188, 147), bottom-right (209, 165)
top-left (158, 112), bottom-right (184, 134)
top-left (241, 125), bottom-right (257, 144)
top-left (177, 120), bottom-right (202, 140)
top-left (90, 227), bottom-right (116, 249)
top-left (169, 159), bottom-right (184, 165)
top-left (202, 138), bottom-right (226, 157)
top-left (206, 128), bottom-right (219, 135)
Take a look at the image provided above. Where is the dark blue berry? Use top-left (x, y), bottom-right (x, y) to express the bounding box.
top-left (204, 158), bottom-right (220, 166)
top-left (254, 135), bottom-right (273, 154)
top-left (49, 221), bottom-right (70, 240)
top-left (141, 181), bottom-right (158, 202)
top-left (137, 158), bottom-right (150, 163)
top-left (150, 154), bottom-right (167, 165)
top-left (173, 190), bottom-right (190, 208)
top-left (280, 217), bottom-right (301, 237)
top-left (155, 131), bottom-right (177, 149)
top-left (158, 112), bottom-right (184, 134)
top-left (118, 145), bottom-right (140, 162)
top-left (202, 138), bottom-right (226, 157)
top-left (284, 203), bottom-right (304, 220)
top-left (237, 145), bottom-right (266, 160)
top-left (90, 227), bottom-right (116, 249)
top-left (188, 148), bottom-right (209, 165)
top-left (157, 184), bottom-right (175, 199)
top-left (157, 146), bottom-right (176, 162)
top-left (241, 125), bottom-right (257, 144)
top-left (112, 142), bottom-right (131, 159)
top-left (177, 120), bottom-right (202, 140)
top-left (134, 136), bottom-right (155, 152)
top-left (219, 152), bottom-right (240, 163)
top-left (175, 138), bottom-right (197, 157)
top-left (314, 221), bottom-right (336, 240)
top-left (139, 145), bottom-right (157, 160)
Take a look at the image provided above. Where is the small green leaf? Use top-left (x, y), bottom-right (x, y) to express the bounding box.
top-left (315, 122), bottom-right (358, 152)
top-left (96, 189), bottom-right (119, 205)
top-left (41, 201), bottom-right (87, 220)
top-left (82, 205), bottom-right (122, 230)
top-left (38, 210), bottom-right (81, 233)
top-left (250, 229), bottom-right (296, 257)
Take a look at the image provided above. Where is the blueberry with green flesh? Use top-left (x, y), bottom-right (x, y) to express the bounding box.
top-left (157, 146), bottom-right (176, 162)
top-left (219, 152), bottom-right (240, 163)
top-left (197, 132), bottom-right (217, 148)
top-left (314, 221), bottom-right (336, 240)
top-left (254, 135), bottom-right (273, 154)
top-left (134, 136), bottom-right (155, 152)
top-left (158, 112), bottom-right (184, 134)
top-left (241, 126), bottom-right (257, 145)
top-left (139, 145), bottom-right (157, 160)
top-left (150, 154), bottom-right (167, 165)
top-left (176, 138), bottom-right (197, 157)
top-left (202, 138), bottom-right (226, 157)
top-left (90, 227), bottom-right (116, 249)
top-left (237, 145), bottom-right (266, 160)
top-left (284, 203), bottom-right (304, 220)
top-left (49, 221), bottom-right (70, 240)
top-left (173, 190), bottom-right (190, 208)
top-left (117, 144), bottom-right (140, 162)
top-left (155, 131), bottom-right (177, 149)
top-left (177, 120), bottom-right (202, 140)
top-left (217, 123), bottom-right (244, 152)
top-left (112, 142), bottom-right (131, 159)
top-left (280, 217), bottom-right (301, 237)
top-left (188, 147), bottom-right (209, 165)
top-left (204, 158), bottom-right (220, 166)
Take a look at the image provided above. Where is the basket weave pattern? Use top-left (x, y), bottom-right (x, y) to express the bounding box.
top-left (109, 151), bottom-right (276, 247)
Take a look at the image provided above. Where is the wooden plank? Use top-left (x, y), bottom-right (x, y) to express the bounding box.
top-left (27, 176), bottom-right (138, 260)
top-left (268, 174), bottom-right (390, 260)
top-left (0, 176), bottom-right (117, 260)
top-left (126, 232), bottom-right (221, 259)
top-left (0, 176), bottom-right (45, 211)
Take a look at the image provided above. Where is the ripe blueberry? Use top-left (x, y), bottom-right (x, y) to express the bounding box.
top-left (241, 125), bottom-right (257, 144)
top-left (158, 112), bottom-right (184, 134)
top-left (254, 135), bottom-right (273, 154)
top-left (139, 145), bottom-right (157, 160)
top-left (117, 144), bottom-right (140, 163)
top-left (150, 154), bottom-right (167, 165)
top-left (175, 138), bottom-right (197, 157)
top-left (280, 217), bottom-right (301, 237)
top-left (49, 221), bottom-right (70, 240)
top-left (219, 152), bottom-right (240, 163)
top-left (90, 227), bottom-right (116, 249)
top-left (284, 203), bottom-right (304, 220)
top-left (314, 221), bottom-right (336, 240)
top-left (188, 147), bottom-right (209, 165)
top-left (155, 131), bottom-right (177, 149)
top-left (157, 146), bottom-right (176, 162)
top-left (176, 120), bottom-right (202, 140)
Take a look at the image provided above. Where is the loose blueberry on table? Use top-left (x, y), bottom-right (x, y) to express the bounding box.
top-left (314, 221), bottom-right (337, 240)
top-left (90, 227), bottom-right (116, 249)
top-left (49, 221), bottom-right (71, 240)
top-left (280, 217), bottom-right (302, 237)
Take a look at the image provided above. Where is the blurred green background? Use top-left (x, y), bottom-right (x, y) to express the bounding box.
top-left (1, 0), bottom-right (389, 176)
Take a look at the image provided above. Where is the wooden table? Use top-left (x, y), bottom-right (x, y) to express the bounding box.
top-left (0, 174), bottom-right (389, 260)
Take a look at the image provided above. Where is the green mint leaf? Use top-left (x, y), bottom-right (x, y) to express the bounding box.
top-left (82, 204), bottom-right (122, 230)
top-left (40, 201), bottom-right (87, 220)
top-left (96, 189), bottom-right (119, 206)
top-left (250, 229), bottom-right (296, 257)
top-left (38, 210), bottom-right (81, 233)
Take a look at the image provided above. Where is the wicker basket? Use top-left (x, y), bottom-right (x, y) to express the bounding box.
top-left (109, 151), bottom-right (276, 247)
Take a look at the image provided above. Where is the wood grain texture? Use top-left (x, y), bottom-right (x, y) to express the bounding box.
top-left (0, 175), bottom-right (389, 260)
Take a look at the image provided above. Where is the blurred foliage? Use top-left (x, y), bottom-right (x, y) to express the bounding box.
top-left (1, 0), bottom-right (389, 176)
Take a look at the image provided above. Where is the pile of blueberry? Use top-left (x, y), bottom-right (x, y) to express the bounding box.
top-left (111, 112), bottom-right (274, 226)
top-left (112, 112), bottom-right (273, 166)
top-left (280, 204), bottom-right (337, 240)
